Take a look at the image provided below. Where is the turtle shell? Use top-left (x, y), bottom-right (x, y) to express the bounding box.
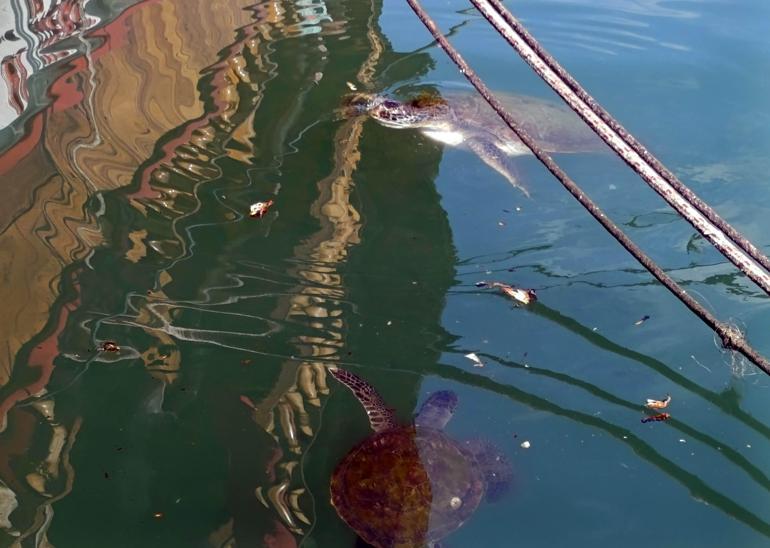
top-left (331, 425), bottom-right (485, 547)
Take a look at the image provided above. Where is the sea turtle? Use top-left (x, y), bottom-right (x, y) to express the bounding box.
top-left (328, 366), bottom-right (510, 548)
top-left (342, 87), bottom-right (603, 197)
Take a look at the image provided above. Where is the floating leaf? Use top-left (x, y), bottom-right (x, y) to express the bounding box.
top-left (249, 200), bottom-right (274, 218)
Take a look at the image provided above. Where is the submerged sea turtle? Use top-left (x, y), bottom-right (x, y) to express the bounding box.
top-left (328, 366), bottom-right (510, 548)
top-left (342, 88), bottom-right (603, 197)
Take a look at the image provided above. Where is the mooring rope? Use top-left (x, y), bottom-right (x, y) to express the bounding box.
top-left (405, 0), bottom-right (770, 375)
top-left (470, 0), bottom-right (770, 297)
top-left (471, 0), bottom-right (770, 286)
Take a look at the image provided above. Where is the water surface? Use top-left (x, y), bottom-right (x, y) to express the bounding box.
top-left (1, 0), bottom-right (770, 546)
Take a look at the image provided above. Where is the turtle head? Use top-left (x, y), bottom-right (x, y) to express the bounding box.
top-left (414, 390), bottom-right (458, 430)
top-left (338, 92), bottom-right (382, 117)
top-left (339, 92), bottom-right (448, 128)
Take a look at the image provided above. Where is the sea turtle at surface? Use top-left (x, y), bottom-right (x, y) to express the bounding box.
top-left (341, 87), bottom-right (604, 197)
top-left (328, 366), bottom-right (511, 548)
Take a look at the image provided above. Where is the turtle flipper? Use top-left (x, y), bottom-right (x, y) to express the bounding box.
top-left (415, 390), bottom-right (458, 430)
top-left (463, 439), bottom-right (512, 502)
top-left (328, 367), bottom-right (396, 433)
top-left (466, 137), bottom-right (531, 198)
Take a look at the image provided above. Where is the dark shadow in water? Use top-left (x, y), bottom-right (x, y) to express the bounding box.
top-left (424, 363), bottom-right (770, 538)
top-left (451, 283), bottom-right (770, 441)
top-left (530, 300), bottom-right (770, 440)
top-left (470, 349), bottom-right (770, 496)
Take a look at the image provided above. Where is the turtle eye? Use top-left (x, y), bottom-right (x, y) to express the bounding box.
top-left (382, 100), bottom-right (399, 109)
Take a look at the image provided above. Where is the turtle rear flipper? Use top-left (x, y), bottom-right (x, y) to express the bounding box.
top-left (466, 137), bottom-right (531, 198)
top-left (463, 438), bottom-right (512, 502)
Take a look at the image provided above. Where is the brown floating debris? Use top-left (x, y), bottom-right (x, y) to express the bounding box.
top-left (641, 413), bottom-right (670, 424)
top-left (645, 395), bottom-right (671, 410)
top-left (100, 341), bottom-right (120, 353)
top-left (240, 395), bottom-right (257, 410)
top-left (249, 200), bottom-right (274, 218)
top-left (476, 281), bottom-right (536, 305)
top-left (634, 315), bottom-right (651, 326)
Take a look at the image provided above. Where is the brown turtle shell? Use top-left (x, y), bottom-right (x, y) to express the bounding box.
top-left (331, 424), bottom-right (485, 548)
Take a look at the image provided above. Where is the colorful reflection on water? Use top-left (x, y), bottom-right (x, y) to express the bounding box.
top-left (1, 0), bottom-right (770, 546)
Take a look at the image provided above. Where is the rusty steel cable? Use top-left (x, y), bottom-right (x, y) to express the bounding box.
top-left (405, 0), bottom-right (770, 375)
top-left (471, 0), bottom-right (770, 297)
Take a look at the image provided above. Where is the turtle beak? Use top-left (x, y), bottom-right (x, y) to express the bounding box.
top-left (335, 93), bottom-right (382, 120)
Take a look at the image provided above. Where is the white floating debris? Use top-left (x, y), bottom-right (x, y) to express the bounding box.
top-left (679, 439), bottom-right (686, 443)
top-left (464, 353), bottom-right (484, 368)
top-left (520, 440), bottom-right (531, 449)
top-left (386, 320), bottom-right (392, 326)
top-left (346, 81), bottom-right (358, 91)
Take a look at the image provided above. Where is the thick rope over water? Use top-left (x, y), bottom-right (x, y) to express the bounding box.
top-left (405, 0), bottom-right (770, 375)
top-left (470, 0), bottom-right (770, 298)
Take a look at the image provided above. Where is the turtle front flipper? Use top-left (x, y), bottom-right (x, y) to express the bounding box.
top-left (328, 366), bottom-right (396, 432)
top-left (415, 390), bottom-right (458, 430)
top-left (466, 137), bottom-right (531, 198)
